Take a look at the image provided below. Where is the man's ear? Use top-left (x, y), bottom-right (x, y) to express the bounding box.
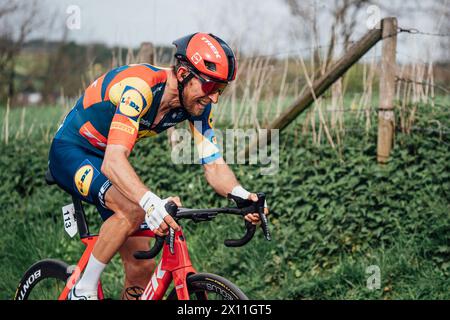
top-left (177, 66), bottom-right (189, 82)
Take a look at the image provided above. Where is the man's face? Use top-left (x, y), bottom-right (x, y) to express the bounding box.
top-left (179, 70), bottom-right (220, 116)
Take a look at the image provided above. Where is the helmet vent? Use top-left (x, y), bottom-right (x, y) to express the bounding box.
top-left (204, 61), bottom-right (216, 72)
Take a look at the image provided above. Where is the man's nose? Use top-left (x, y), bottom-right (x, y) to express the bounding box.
top-left (208, 92), bottom-right (220, 104)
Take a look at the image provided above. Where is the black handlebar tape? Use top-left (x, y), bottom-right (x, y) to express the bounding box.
top-left (165, 201), bottom-right (179, 218)
top-left (256, 192), bottom-right (271, 241)
top-left (134, 235), bottom-right (165, 260)
top-left (224, 220), bottom-right (256, 247)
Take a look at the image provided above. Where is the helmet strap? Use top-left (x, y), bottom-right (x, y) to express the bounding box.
top-left (177, 72), bottom-right (194, 108)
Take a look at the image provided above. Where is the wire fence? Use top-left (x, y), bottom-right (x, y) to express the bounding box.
top-left (220, 24), bottom-right (450, 144)
top-left (395, 77), bottom-right (450, 94)
top-left (240, 25), bottom-right (450, 61)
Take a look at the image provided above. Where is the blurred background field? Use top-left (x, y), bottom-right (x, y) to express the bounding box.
top-left (0, 0), bottom-right (449, 299)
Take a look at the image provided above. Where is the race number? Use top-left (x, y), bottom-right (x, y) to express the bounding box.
top-left (62, 203), bottom-right (78, 238)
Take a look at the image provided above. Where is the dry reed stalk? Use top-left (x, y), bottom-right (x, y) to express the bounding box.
top-left (334, 76), bottom-right (345, 138)
top-left (57, 87), bottom-right (71, 125)
top-left (118, 47), bottom-right (123, 66)
top-left (298, 55), bottom-right (335, 149)
top-left (236, 57), bottom-right (256, 127)
top-left (250, 58), bottom-right (268, 129)
top-left (311, 106), bottom-right (317, 144)
top-left (414, 62), bottom-right (425, 103)
top-left (244, 57), bottom-right (259, 127)
top-left (405, 80), bottom-right (413, 134)
top-left (16, 107), bottom-right (26, 139)
top-left (331, 78), bottom-right (344, 146)
top-left (364, 57), bottom-right (376, 134)
top-left (263, 91), bottom-right (274, 126)
top-left (330, 81), bottom-right (339, 130)
top-left (424, 62), bottom-right (431, 103)
top-left (230, 82), bottom-right (237, 126)
top-left (27, 122), bottom-right (35, 137)
top-left (317, 103), bottom-right (322, 146)
top-left (275, 58), bottom-right (289, 118)
top-left (357, 62), bottom-right (368, 120)
top-left (412, 62), bottom-right (421, 104)
top-left (396, 64), bottom-right (405, 102)
top-left (4, 98), bottom-right (10, 144)
top-left (408, 103), bottom-right (418, 132)
top-left (126, 47), bottom-right (135, 65)
top-left (429, 62), bottom-right (435, 107)
top-left (400, 76), bottom-right (408, 133)
top-left (302, 108), bottom-right (312, 136)
top-left (111, 50), bottom-right (117, 68)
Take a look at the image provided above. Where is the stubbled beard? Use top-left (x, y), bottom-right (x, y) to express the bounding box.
top-left (184, 102), bottom-right (202, 116)
top-left (122, 286), bottom-right (144, 300)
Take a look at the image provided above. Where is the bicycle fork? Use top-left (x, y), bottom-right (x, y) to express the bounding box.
top-left (140, 229), bottom-right (196, 300)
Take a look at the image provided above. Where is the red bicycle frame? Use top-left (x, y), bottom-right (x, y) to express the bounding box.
top-left (58, 227), bottom-right (196, 300)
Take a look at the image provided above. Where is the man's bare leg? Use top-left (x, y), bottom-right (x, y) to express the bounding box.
top-left (71, 185), bottom-right (149, 299)
top-left (118, 237), bottom-right (156, 300)
top-left (92, 186), bottom-right (145, 263)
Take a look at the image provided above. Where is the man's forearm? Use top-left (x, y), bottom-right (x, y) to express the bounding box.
top-left (102, 145), bottom-right (149, 204)
top-left (203, 157), bottom-right (240, 197)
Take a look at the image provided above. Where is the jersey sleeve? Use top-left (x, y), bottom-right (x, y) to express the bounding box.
top-left (107, 83), bottom-right (153, 151)
top-left (188, 104), bottom-right (221, 164)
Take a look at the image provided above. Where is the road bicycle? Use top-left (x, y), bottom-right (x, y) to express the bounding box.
top-left (14, 169), bottom-right (271, 300)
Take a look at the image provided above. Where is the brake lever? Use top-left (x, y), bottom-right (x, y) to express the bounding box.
top-left (256, 192), bottom-right (271, 241)
top-left (168, 228), bottom-right (175, 254)
top-left (165, 201), bottom-right (179, 255)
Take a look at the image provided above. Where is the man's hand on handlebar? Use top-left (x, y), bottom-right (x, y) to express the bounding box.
top-left (228, 186), bottom-right (269, 225)
top-left (141, 192), bottom-right (181, 237)
top-left (245, 193), bottom-right (269, 225)
top-left (153, 196), bottom-right (181, 237)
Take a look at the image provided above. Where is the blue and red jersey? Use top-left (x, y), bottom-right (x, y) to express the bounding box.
top-left (55, 63), bottom-right (221, 164)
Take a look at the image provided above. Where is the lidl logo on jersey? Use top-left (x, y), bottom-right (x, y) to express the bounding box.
top-left (74, 161), bottom-right (98, 197)
top-left (119, 88), bottom-right (143, 117)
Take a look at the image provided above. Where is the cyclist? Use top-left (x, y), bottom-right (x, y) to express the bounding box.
top-left (48, 32), bottom-right (268, 300)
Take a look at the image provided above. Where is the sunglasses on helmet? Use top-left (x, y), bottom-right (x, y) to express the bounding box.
top-left (189, 69), bottom-right (229, 95)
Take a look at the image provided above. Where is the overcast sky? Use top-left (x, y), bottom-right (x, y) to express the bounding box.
top-left (28, 0), bottom-right (449, 62)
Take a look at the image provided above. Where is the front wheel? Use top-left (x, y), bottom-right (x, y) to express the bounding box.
top-left (14, 259), bottom-right (71, 300)
top-left (167, 273), bottom-right (248, 300)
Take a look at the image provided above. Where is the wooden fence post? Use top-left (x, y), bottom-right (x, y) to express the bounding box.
top-left (377, 17), bottom-right (398, 164)
top-left (240, 24), bottom-right (384, 160)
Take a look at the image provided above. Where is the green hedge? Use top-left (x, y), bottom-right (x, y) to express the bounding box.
top-left (0, 105), bottom-right (448, 299)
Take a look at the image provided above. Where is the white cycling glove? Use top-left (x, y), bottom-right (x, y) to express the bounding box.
top-left (231, 185), bottom-right (251, 200)
top-left (231, 185), bottom-right (268, 208)
top-left (139, 191), bottom-right (169, 231)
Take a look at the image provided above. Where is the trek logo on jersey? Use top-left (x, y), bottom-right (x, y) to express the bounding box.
top-left (74, 161), bottom-right (98, 197)
top-left (201, 37), bottom-right (221, 58)
top-left (119, 88), bottom-right (143, 117)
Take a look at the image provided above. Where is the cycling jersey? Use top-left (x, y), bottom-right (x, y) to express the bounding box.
top-left (54, 63), bottom-right (221, 164)
top-left (49, 63), bottom-right (221, 220)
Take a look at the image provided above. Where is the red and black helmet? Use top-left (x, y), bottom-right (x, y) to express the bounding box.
top-left (172, 32), bottom-right (237, 82)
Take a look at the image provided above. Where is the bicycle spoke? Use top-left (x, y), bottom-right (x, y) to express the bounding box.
top-left (28, 278), bottom-right (66, 300)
